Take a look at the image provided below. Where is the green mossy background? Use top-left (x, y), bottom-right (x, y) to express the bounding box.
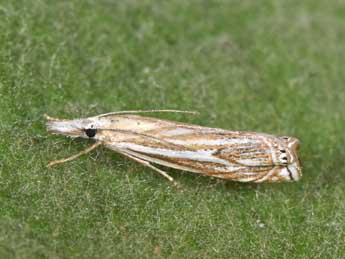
top-left (1, 1), bottom-right (345, 258)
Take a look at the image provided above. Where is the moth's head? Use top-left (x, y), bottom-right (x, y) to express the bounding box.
top-left (45, 114), bottom-right (102, 139)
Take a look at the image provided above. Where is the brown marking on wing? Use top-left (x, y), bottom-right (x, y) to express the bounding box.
top-left (208, 167), bottom-right (272, 181)
top-left (100, 129), bottom-right (194, 152)
top-left (210, 166), bottom-right (272, 181)
top-left (213, 143), bottom-right (274, 166)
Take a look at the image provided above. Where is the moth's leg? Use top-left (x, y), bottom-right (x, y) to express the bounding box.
top-left (48, 142), bottom-right (102, 168)
top-left (118, 151), bottom-right (177, 186)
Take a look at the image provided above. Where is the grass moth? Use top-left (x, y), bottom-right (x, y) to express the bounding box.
top-left (45, 110), bottom-right (302, 185)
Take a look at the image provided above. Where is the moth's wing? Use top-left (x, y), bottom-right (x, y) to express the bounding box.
top-left (153, 126), bottom-right (280, 167)
top-left (103, 127), bottom-right (279, 182)
top-left (104, 131), bottom-right (220, 179)
top-left (111, 142), bottom-right (275, 183)
top-left (211, 141), bottom-right (275, 167)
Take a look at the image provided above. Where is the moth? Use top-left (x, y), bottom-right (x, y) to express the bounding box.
top-left (45, 110), bottom-right (302, 185)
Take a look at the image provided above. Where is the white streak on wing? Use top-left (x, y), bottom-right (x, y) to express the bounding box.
top-left (113, 142), bottom-right (231, 166)
top-left (160, 128), bottom-right (195, 136)
top-left (168, 138), bottom-right (259, 146)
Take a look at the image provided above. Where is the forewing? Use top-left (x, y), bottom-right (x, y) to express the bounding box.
top-left (152, 126), bottom-right (278, 167)
top-left (98, 116), bottom-right (282, 182)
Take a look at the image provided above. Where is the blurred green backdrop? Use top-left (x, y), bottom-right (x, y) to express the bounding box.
top-left (1, 0), bottom-right (345, 258)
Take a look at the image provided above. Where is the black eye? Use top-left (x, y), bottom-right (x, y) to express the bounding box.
top-left (85, 128), bottom-right (97, 138)
top-left (280, 150), bottom-right (286, 153)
